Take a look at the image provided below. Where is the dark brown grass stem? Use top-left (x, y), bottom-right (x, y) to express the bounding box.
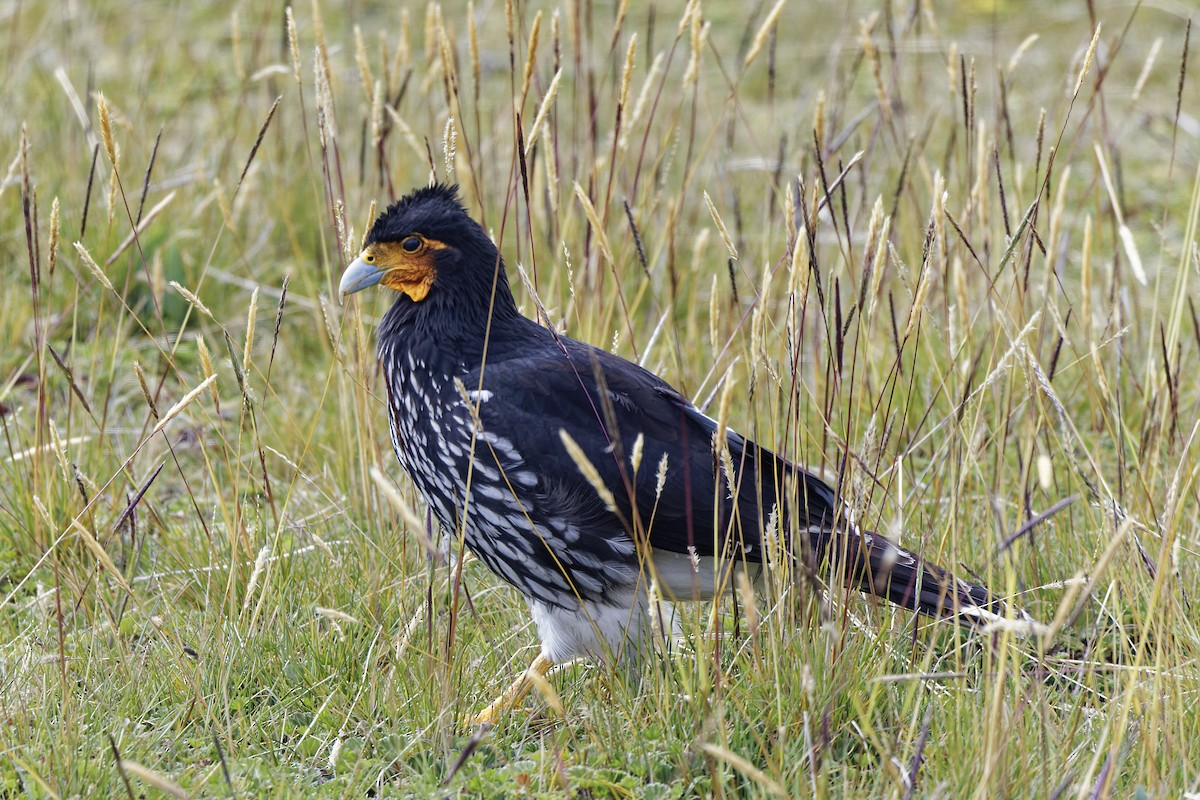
top-left (233, 95), bottom-right (282, 201)
top-left (134, 128), bottom-right (161, 225)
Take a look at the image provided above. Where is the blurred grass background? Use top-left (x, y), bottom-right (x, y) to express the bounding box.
top-left (1, 0), bottom-right (1198, 796)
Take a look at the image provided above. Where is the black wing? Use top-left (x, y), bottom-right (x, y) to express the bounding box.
top-left (469, 328), bottom-right (839, 565)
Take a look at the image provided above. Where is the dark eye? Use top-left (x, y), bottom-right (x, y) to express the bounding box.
top-left (401, 236), bottom-right (421, 253)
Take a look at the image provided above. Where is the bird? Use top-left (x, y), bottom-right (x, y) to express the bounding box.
top-left (339, 183), bottom-right (1033, 725)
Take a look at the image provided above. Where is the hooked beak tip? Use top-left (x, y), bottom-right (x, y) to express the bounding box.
top-left (339, 256), bottom-right (383, 298)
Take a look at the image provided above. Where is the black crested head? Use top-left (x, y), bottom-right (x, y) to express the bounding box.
top-left (367, 183), bottom-right (475, 246)
top-left (367, 184), bottom-right (524, 345)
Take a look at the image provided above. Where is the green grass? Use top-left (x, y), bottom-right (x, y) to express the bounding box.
top-left (2, 0), bottom-right (1199, 796)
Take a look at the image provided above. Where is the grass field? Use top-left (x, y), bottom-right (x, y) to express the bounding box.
top-left (2, 0), bottom-right (1199, 796)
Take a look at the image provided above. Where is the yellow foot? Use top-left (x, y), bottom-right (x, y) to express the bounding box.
top-left (461, 653), bottom-right (556, 728)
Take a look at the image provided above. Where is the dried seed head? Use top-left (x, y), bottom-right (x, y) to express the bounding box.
top-left (48, 420), bottom-right (71, 481)
top-left (1007, 34), bottom-right (1040, 75)
top-left (370, 79), bottom-right (384, 148)
top-left (354, 25), bottom-right (372, 100)
top-left (525, 68), bottom-right (563, 155)
top-left (313, 46), bottom-right (337, 146)
top-left (286, 6), bottom-right (302, 85)
top-left (442, 116), bottom-right (456, 180)
top-left (425, 2), bottom-right (439, 64)
top-left (676, 0), bottom-right (698, 37)
top-left (153, 374), bottom-right (217, 435)
top-left (784, 182), bottom-right (797, 246)
top-left (96, 93), bottom-right (117, 169)
top-left (33, 495), bottom-right (54, 529)
top-left (904, 174), bottom-right (944, 340)
top-left (437, 23), bottom-right (457, 96)
top-left (683, 10), bottom-right (707, 88)
top-left (859, 16), bottom-right (880, 71)
top-left (197, 336), bottom-right (215, 379)
top-left (398, 9), bottom-right (410, 68)
top-left (703, 191), bottom-right (738, 261)
top-left (519, 11), bottom-right (543, 108)
top-left (242, 544), bottom-right (271, 612)
top-left (611, 0), bottom-right (629, 50)
top-left (334, 198), bottom-right (349, 263)
top-left (622, 51), bottom-right (664, 151)
top-left (47, 197), bottom-right (60, 280)
top-left (134, 362), bottom-right (159, 419)
top-left (1072, 24), bottom-right (1102, 100)
top-left (170, 281), bottom-right (214, 319)
top-left (74, 241), bottom-right (113, 293)
top-left (197, 337), bottom-right (220, 405)
top-left (743, 0), bottom-right (786, 69)
top-left (737, 569), bottom-right (759, 635)
top-left (619, 34), bottom-right (637, 111)
top-left (790, 226), bottom-right (811, 303)
top-left (551, 9), bottom-right (560, 68)
top-left (319, 295), bottom-right (339, 348)
top-left (573, 183), bottom-right (613, 264)
top-left (867, 215), bottom-right (890, 316)
top-left (310, 0), bottom-right (330, 84)
top-left (243, 287), bottom-right (259, 372)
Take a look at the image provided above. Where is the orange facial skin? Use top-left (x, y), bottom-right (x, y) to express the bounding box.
top-left (357, 236), bottom-right (446, 302)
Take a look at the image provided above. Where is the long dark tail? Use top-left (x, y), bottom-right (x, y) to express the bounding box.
top-left (760, 456), bottom-right (1037, 631)
top-left (820, 523), bottom-right (1036, 630)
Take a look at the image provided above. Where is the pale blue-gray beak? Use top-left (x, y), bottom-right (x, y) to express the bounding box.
top-left (339, 256), bottom-right (384, 299)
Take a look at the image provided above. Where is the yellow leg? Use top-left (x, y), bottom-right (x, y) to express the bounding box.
top-left (465, 653), bottom-right (555, 727)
